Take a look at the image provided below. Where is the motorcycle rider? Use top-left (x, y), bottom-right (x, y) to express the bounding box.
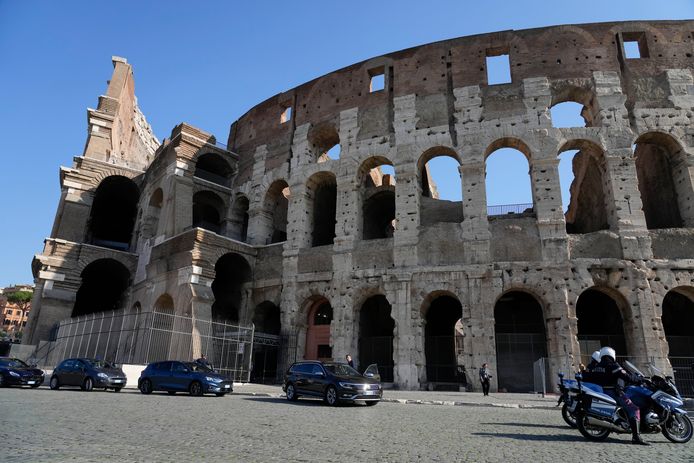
top-left (591, 346), bottom-right (649, 445)
top-left (586, 351), bottom-right (601, 372)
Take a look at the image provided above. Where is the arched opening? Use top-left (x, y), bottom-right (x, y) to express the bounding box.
top-left (550, 101), bottom-right (589, 128)
top-left (194, 153), bottom-right (233, 187)
top-left (150, 294), bottom-right (174, 362)
top-left (251, 301), bottom-right (281, 384)
top-left (418, 148), bottom-right (463, 226)
top-left (141, 187), bottom-right (163, 240)
top-left (558, 140), bottom-right (609, 234)
top-left (193, 191), bottom-right (224, 234)
top-left (305, 299), bottom-right (332, 360)
top-left (358, 295), bottom-right (395, 381)
top-left (359, 157), bottom-right (396, 240)
top-left (424, 293), bottom-right (463, 385)
top-left (211, 253), bottom-right (252, 323)
top-left (72, 259), bottom-right (130, 317)
top-left (307, 172), bottom-right (337, 247)
top-left (662, 287), bottom-right (694, 396)
top-left (263, 180), bottom-right (290, 244)
top-left (87, 176), bottom-right (140, 250)
top-left (550, 85), bottom-right (595, 127)
top-left (149, 188), bottom-right (163, 208)
top-left (485, 141), bottom-right (533, 217)
top-left (634, 132), bottom-right (689, 229)
top-left (229, 195), bottom-right (250, 242)
top-left (494, 291), bottom-right (547, 392)
top-left (576, 288), bottom-right (628, 363)
top-left (309, 123), bottom-right (341, 163)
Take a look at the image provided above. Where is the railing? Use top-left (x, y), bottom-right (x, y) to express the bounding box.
top-left (193, 169), bottom-right (231, 187)
top-left (670, 357), bottom-right (694, 398)
top-left (32, 309), bottom-right (255, 382)
top-left (487, 203), bottom-right (534, 216)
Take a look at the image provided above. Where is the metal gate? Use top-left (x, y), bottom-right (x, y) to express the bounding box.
top-left (251, 332), bottom-right (281, 384)
top-left (425, 335), bottom-right (459, 383)
top-left (358, 336), bottom-right (394, 382)
top-left (496, 333), bottom-right (547, 392)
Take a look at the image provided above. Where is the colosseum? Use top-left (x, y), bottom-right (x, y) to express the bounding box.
top-left (24, 20), bottom-right (694, 393)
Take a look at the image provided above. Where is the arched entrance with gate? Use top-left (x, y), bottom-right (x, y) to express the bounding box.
top-left (494, 291), bottom-right (547, 392)
top-left (304, 299), bottom-right (333, 361)
top-left (576, 288), bottom-right (628, 363)
top-left (251, 301), bottom-right (281, 383)
top-left (662, 287), bottom-right (694, 396)
top-left (358, 295), bottom-right (395, 382)
top-left (423, 293), bottom-right (463, 386)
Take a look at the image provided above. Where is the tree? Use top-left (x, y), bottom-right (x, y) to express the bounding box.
top-left (5, 290), bottom-right (33, 335)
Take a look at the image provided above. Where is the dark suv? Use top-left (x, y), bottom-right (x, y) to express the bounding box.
top-left (283, 361), bottom-right (382, 406)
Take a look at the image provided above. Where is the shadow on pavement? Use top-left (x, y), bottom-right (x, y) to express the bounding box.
top-left (480, 422), bottom-right (567, 430)
top-left (242, 396), bottom-right (371, 408)
top-left (471, 432), bottom-right (585, 443)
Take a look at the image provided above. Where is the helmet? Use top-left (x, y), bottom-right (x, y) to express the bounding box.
top-left (591, 351), bottom-right (601, 362)
top-left (599, 346), bottom-right (616, 361)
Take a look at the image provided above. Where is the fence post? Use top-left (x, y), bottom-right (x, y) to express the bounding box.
top-left (541, 357), bottom-right (546, 398)
top-left (145, 310), bottom-right (155, 363)
top-left (249, 323), bottom-right (255, 383)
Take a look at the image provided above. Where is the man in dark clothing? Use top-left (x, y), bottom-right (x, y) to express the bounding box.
top-left (195, 354), bottom-right (213, 371)
top-left (586, 350), bottom-right (601, 372)
top-left (345, 354), bottom-right (355, 369)
top-left (479, 363), bottom-right (492, 396)
top-left (590, 347), bottom-right (648, 445)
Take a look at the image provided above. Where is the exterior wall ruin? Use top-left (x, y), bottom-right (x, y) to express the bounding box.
top-left (26, 21), bottom-right (694, 391)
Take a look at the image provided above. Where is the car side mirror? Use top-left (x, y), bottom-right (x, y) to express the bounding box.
top-left (316, 371), bottom-right (324, 377)
top-left (364, 372), bottom-right (374, 378)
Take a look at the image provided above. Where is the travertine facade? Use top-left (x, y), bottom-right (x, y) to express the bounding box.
top-left (25, 21), bottom-right (694, 391)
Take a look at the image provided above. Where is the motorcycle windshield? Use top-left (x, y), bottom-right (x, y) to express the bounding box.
top-left (648, 363), bottom-right (665, 378)
top-left (623, 360), bottom-right (646, 378)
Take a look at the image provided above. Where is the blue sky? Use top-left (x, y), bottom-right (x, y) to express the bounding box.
top-left (0, 1), bottom-right (691, 286)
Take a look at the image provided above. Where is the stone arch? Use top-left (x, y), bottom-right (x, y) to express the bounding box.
top-left (575, 286), bottom-right (632, 362)
top-left (149, 188), bottom-right (163, 208)
top-left (661, 287), bottom-right (694, 395)
top-left (421, 291), bottom-right (464, 384)
top-left (306, 171), bottom-right (337, 247)
top-left (192, 190), bottom-right (225, 234)
top-left (634, 131), bottom-right (692, 229)
top-left (484, 138), bottom-right (534, 217)
top-left (141, 187), bottom-right (164, 240)
top-left (87, 175), bottom-right (140, 250)
top-left (148, 293), bottom-right (175, 361)
top-left (194, 152), bottom-right (233, 187)
top-left (251, 300), bottom-right (281, 383)
top-left (484, 137), bottom-right (532, 161)
top-left (72, 258), bottom-right (131, 317)
top-left (308, 122), bottom-right (341, 162)
top-left (357, 294), bottom-right (395, 381)
top-left (549, 84), bottom-right (596, 128)
top-left (229, 194), bottom-right (250, 242)
top-left (557, 139), bottom-right (610, 233)
top-left (262, 179), bottom-right (290, 244)
top-left (417, 147), bottom-right (464, 226)
top-left (358, 156), bottom-right (396, 240)
top-left (211, 253), bottom-right (252, 323)
top-left (302, 296), bottom-right (333, 361)
top-left (493, 289), bottom-right (547, 392)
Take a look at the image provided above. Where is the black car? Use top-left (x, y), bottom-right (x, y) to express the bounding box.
top-left (49, 358), bottom-right (127, 392)
top-left (0, 357), bottom-right (44, 388)
top-left (138, 361), bottom-right (233, 397)
top-left (283, 361), bottom-right (382, 406)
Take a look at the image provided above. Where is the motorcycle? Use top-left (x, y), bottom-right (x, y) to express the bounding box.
top-left (557, 372), bottom-right (605, 428)
top-left (573, 361), bottom-right (693, 444)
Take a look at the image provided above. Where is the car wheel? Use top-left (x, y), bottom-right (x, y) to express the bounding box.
top-left (82, 377), bottom-right (93, 392)
top-left (49, 376), bottom-right (60, 390)
top-left (113, 387), bottom-right (121, 393)
top-left (0, 375), bottom-right (5, 387)
top-left (140, 379), bottom-right (153, 395)
top-left (189, 381), bottom-right (203, 397)
top-left (325, 385), bottom-right (339, 406)
top-left (365, 401), bottom-right (379, 406)
top-left (285, 383), bottom-right (298, 401)
top-left (167, 391), bottom-right (176, 395)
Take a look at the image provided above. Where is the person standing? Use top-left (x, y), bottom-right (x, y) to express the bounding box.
top-left (346, 354), bottom-right (355, 369)
top-left (195, 354), bottom-right (213, 371)
top-left (479, 363), bottom-right (492, 396)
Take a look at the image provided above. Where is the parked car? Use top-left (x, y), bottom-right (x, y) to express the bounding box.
top-left (138, 361), bottom-right (233, 397)
top-left (0, 357), bottom-right (44, 388)
top-left (49, 358), bottom-right (127, 392)
top-left (283, 361), bottom-right (382, 406)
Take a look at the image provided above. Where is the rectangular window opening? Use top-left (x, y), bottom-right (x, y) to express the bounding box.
top-left (280, 106), bottom-right (292, 124)
top-left (368, 67), bottom-right (385, 93)
top-left (622, 32), bottom-right (649, 59)
top-left (486, 50), bottom-right (511, 85)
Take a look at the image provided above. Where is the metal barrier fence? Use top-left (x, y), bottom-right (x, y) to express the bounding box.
top-left (34, 309), bottom-right (254, 382)
top-left (487, 203), bottom-right (534, 216)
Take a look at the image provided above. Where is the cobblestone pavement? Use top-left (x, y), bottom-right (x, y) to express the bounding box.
top-left (1, 388), bottom-right (692, 462)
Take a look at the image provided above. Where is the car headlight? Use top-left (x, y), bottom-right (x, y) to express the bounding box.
top-left (9, 371), bottom-right (20, 377)
top-left (338, 382), bottom-right (358, 389)
top-left (97, 372), bottom-right (109, 379)
top-left (205, 376), bottom-right (221, 382)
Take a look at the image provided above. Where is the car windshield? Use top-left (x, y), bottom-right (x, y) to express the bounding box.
top-left (323, 363), bottom-right (360, 377)
top-left (184, 362), bottom-right (213, 373)
top-left (85, 359), bottom-right (115, 369)
top-left (0, 358), bottom-right (28, 368)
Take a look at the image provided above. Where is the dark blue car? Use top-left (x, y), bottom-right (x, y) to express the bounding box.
top-left (0, 357), bottom-right (44, 388)
top-left (138, 361), bottom-right (233, 397)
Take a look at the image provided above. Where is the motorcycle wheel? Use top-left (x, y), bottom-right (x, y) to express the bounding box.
top-left (662, 414), bottom-right (693, 444)
top-left (576, 413), bottom-right (611, 442)
top-left (562, 403), bottom-right (577, 428)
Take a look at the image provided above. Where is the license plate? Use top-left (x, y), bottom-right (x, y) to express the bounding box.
top-left (27, 381), bottom-right (36, 385)
top-left (224, 384), bottom-right (231, 389)
top-left (114, 379), bottom-right (123, 383)
top-left (364, 390), bottom-right (378, 395)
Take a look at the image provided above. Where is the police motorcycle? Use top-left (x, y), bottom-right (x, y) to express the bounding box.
top-left (557, 372), bottom-right (605, 428)
top-left (573, 361), bottom-right (693, 443)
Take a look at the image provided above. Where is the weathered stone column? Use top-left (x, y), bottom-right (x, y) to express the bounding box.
top-left (459, 161), bottom-right (491, 264)
top-left (466, 276), bottom-right (499, 392)
top-left (530, 156), bottom-right (569, 262)
top-left (385, 276), bottom-right (418, 389)
top-left (393, 148), bottom-right (420, 268)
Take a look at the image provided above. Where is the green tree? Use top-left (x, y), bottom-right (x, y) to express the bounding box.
top-left (5, 290), bottom-right (33, 334)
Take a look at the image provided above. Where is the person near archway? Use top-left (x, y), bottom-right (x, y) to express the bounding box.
top-left (345, 354), bottom-right (355, 369)
top-left (195, 354), bottom-right (213, 371)
top-left (479, 363), bottom-right (492, 396)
